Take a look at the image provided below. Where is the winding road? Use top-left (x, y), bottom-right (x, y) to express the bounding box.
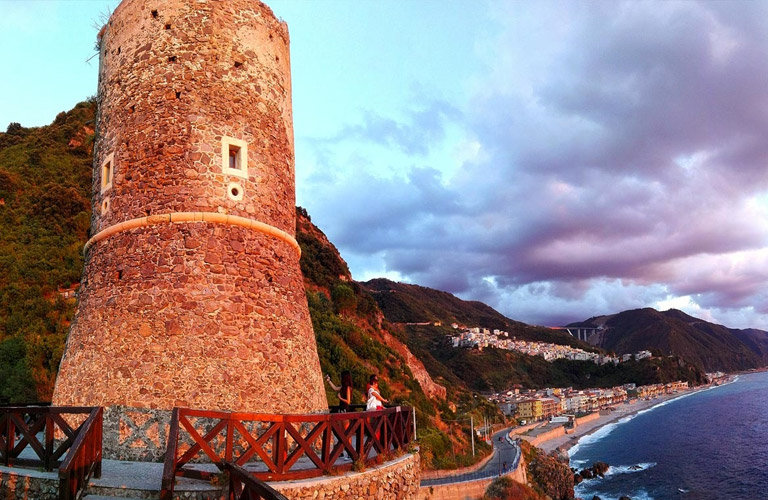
top-left (420, 427), bottom-right (521, 487)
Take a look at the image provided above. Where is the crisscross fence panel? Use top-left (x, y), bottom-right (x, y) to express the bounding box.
top-left (161, 406), bottom-right (414, 500)
top-left (0, 405), bottom-right (103, 500)
top-left (0, 405), bottom-right (96, 471)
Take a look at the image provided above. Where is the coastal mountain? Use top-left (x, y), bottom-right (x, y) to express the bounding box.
top-left (730, 328), bottom-right (768, 364)
top-left (571, 308), bottom-right (768, 372)
top-left (362, 280), bottom-right (705, 391)
top-left (295, 207), bottom-right (447, 403)
top-left (364, 278), bottom-right (520, 331)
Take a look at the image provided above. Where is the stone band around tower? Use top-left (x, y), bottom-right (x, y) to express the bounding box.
top-left (83, 212), bottom-right (301, 256)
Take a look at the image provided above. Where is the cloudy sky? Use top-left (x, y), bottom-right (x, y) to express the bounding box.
top-left (3, 1), bottom-right (768, 329)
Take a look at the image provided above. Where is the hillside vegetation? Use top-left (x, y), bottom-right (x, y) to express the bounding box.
top-left (0, 102), bottom-right (96, 402)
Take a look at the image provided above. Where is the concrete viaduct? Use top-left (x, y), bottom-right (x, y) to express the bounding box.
top-left (549, 326), bottom-right (601, 342)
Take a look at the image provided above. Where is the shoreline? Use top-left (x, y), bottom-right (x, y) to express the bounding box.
top-left (536, 386), bottom-right (712, 456)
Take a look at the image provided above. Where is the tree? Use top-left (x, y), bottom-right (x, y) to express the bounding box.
top-left (332, 283), bottom-right (357, 315)
top-left (6, 122), bottom-right (23, 134)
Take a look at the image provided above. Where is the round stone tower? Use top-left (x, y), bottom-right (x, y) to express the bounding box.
top-left (52, 0), bottom-right (328, 460)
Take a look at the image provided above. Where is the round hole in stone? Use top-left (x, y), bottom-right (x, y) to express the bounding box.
top-left (227, 182), bottom-right (244, 201)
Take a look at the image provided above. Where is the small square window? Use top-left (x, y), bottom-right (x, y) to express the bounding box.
top-left (101, 153), bottom-right (114, 194)
top-left (221, 136), bottom-right (248, 179)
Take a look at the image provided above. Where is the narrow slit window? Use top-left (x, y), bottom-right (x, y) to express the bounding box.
top-left (101, 153), bottom-right (114, 193)
top-left (229, 145), bottom-right (240, 170)
top-left (221, 137), bottom-right (248, 178)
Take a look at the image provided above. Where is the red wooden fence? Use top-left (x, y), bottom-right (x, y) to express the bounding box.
top-left (0, 405), bottom-right (102, 500)
top-left (161, 406), bottom-right (414, 500)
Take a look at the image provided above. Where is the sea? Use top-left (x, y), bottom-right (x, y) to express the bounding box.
top-left (569, 371), bottom-right (768, 500)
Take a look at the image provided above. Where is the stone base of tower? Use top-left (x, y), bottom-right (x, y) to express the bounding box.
top-left (102, 405), bottom-right (172, 461)
top-left (53, 223), bottom-right (329, 453)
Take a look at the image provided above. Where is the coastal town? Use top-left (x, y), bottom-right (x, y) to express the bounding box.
top-left (488, 369), bottom-right (732, 425)
top-left (449, 325), bottom-right (652, 365)
top-left (488, 381), bottom-right (690, 423)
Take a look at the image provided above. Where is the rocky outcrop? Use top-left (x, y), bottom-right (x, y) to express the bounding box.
top-left (576, 461), bottom-right (609, 481)
top-left (524, 444), bottom-right (574, 500)
top-left (381, 328), bottom-right (446, 400)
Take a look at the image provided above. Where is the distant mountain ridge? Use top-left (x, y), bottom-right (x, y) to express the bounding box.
top-left (362, 278), bottom-right (768, 374)
top-left (362, 278), bottom-right (592, 349)
top-left (570, 308), bottom-right (768, 372)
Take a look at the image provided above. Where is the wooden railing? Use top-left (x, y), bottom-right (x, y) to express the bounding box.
top-left (161, 406), bottom-right (414, 500)
top-left (224, 462), bottom-right (289, 500)
top-left (58, 407), bottom-right (103, 500)
top-left (0, 405), bottom-right (102, 500)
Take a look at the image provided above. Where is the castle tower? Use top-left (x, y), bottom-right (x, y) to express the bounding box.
top-left (52, 0), bottom-right (328, 460)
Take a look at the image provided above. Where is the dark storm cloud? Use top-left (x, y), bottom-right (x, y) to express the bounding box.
top-left (306, 1), bottom-right (768, 328)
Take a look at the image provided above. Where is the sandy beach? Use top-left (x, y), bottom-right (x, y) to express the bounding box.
top-left (534, 389), bottom-right (701, 455)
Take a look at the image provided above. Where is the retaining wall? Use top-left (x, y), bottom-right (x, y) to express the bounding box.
top-left (420, 451), bottom-right (494, 481)
top-left (417, 455), bottom-right (527, 500)
top-left (525, 426), bottom-right (567, 447)
top-left (1, 453), bottom-right (420, 500)
top-left (271, 452), bottom-right (420, 499)
top-left (575, 412), bottom-right (600, 426)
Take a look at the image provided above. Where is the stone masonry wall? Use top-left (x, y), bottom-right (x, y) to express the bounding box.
top-left (1, 453), bottom-right (421, 500)
top-left (272, 453), bottom-right (421, 500)
top-left (0, 471), bottom-right (58, 500)
top-left (52, 0), bottom-right (327, 460)
top-left (417, 455), bottom-right (527, 500)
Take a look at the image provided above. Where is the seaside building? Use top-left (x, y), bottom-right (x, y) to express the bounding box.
top-left (495, 380), bottom-right (688, 421)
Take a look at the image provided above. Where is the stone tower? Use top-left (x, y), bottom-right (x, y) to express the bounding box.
top-left (52, 0), bottom-right (327, 460)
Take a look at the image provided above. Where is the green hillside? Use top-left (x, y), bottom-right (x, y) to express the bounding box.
top-left (0, 101), bottom-right (96, 402)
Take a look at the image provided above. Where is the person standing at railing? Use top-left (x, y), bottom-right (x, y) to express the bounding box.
top-left (325, 370), bottom-right (353, 413)
top-left (366, 374), bottom-right (387, 410)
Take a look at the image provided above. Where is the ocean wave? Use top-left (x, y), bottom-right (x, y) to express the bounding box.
top-left (568, 422), bottom-right (620, 458)
top-left (621, 490), bottom-right (654, 500)
top-left (606, 462), bottom-right (657, 476)
top-left (574, 462), bottom-right (656, 482)
top-left (570, 458), bottom-right (589, 468)
top-left (575, 485), bottom-right (655, 500)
